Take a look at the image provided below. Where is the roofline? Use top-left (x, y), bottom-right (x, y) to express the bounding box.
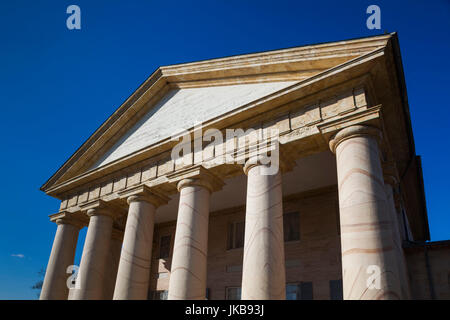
top-left (390, 32), bottom-right (416, 161)
top-left (157, 32), bottom-right (392, 68)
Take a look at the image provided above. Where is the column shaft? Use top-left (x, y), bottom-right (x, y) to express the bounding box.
top-left (40, 220), bottom-right (80, 300)
top-left (113, 198), bottom-right (156, 299)
top-left (168, 181), bottom-right (210, 300)
top-left (71, 212), bottom-right (113, 300)
top-left (103, 234), bottom-right (123, 299)
top-left (241, 162), bottom-right (286, 300)
top-left (332, 125), bottom-right (402, 300)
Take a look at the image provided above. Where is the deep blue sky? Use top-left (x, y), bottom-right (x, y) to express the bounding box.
top-left (0, 1), bottom-right (448, 299)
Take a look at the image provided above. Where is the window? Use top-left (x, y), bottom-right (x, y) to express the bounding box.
top-left (226, 287), bottom-right (241, 300)
top-left (284, 212), bottom-right (300, 242)
top-left (227, 221), bottom-right (245, 249)
top-left (150, 290), bottom-right (168, 300)
top-left (286, 282), bottom-right (313, 300)
top-left (329, 279), bottom-right (343, 300)
top-left (159, 235), bottom-right (171, 259)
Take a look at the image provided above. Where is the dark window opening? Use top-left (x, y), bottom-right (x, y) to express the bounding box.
top-left (227, 221), bottom-right (245, 249)
top-left (284, 212), bottom-right (300, 242)
top-left (159, 235), bottom-right (171, 259)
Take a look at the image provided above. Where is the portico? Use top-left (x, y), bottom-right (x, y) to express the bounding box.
top-left (40, 34), bottom-right (441, 300)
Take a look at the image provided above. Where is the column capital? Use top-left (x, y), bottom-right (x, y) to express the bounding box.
top-left (332, 124), bottom-right (402, 299)
top-left (329, 125), bottom-right (382, 154)
top-left (49, 211), bottom-right (86, 229)
top-left (243, 155), bottom-right (292, 176)
top-left (79, 199), bottom-right (122, 219)
top-left (243, 156), bottom-right (262, 175)
top-left (118, 185), bottom-right (169, 208)
top-left (168, 165), bottom-right (224, 193)
top-left (41, 212), bottom-right (80, 300)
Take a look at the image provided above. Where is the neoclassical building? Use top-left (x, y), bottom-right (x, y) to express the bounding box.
top-left (40, 33), bottom-right (449, 300)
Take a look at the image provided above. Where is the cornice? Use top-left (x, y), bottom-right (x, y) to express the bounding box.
top-left (159, 34), bottom-right (391, 78)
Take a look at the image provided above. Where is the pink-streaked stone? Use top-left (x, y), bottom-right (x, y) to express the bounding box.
top-left (332, 125), bottom-right (402, 300)
top-left (70, 212), bottom-right (113, 300)
top-left (113, 199), bottom-right (156, 300)
top-left (241, 161), bottom-right (286, 300)
top-left (168, 181), bottom-right (211, 300)
top-left (40, 220), bottom-right (80, 300)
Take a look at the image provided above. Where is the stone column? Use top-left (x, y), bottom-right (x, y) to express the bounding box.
top-left (40, 214), bottom-right (83, 300)
top-left (241, 157), bottom-right (286, 300)
top-left (71, 204), bottom-right (115, 300)
top-left (383, 163), bottom-right (411, 299)
top-left (113, 186), bottom-right (168, 300)
top-left (330, 125), bottom-right (402, 300)
top-left (103, 229), bottom-right (123, 300)
top-left (168, 168), bottom-right (223, 300)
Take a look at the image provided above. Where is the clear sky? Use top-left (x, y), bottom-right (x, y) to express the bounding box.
top-left (0, 0), bottom-right (448, 299)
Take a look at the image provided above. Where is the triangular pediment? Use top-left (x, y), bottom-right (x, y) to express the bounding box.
top-left (42, 34), bottom-right (394, 196)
